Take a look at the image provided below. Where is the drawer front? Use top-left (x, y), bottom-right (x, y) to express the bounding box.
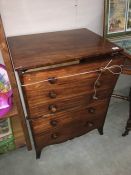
top-left (22, 56), bottom-right (122, 103)
top-left (23, 71), bottom-right (117, 108)
top-left (21, 56), bottom-right (123, 117)
top-left (26, 89), bottom-right (112, 118)
top-left (30, 99), bottom-right (109, 135)
top-left (21, 55), bottom-right (123, 85)
top-left (33, 117), bottom-right (104, 150)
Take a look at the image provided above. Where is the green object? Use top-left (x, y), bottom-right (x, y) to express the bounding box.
top-left (0, 134), bottom-right (15, 154)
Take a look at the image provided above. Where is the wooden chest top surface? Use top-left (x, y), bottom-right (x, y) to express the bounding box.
top-left (7, 28), bottom-right (122, 71)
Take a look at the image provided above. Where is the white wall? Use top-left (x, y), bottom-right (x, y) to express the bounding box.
top-left (0, 0), bottom-right (104, 63)
top-left (0, 0), bottom-right (104, 59)
top-left (0, 0), bottom-right (130, 95)
top-left (0, 0), bottom-right (104, 36)
top-left (0, 0), bottom-right (105, 114)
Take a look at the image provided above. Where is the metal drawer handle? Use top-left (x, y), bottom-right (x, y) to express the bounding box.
top-left (48, 77), bottom-right (57, 84)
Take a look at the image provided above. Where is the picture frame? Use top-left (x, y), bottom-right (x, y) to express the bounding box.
top-left (104, 0), bottom-right (131, 38)
top-left (126, 0), bottom-right (131, 31)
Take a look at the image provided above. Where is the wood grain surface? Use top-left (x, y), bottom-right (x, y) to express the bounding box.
top-left (7, 28), bottom-right (123, 71)
top-left (8, 28), bottom-right (125, 158)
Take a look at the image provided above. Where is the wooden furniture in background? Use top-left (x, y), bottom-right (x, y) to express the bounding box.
top-left (103, 0), bottom-right (131, 137)
top-left (112, 57), bottom-right (131, 136)
top-left (8, 28), bottom-right (125, 158)
top-left (0, 15), bottom-right (31, 149)
top-left (122, 57), bottom-right (131, 136)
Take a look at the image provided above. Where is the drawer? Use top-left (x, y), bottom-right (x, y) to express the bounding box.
top-left (26, 88), bottom-right (112, 118)
top-left (21, 57), bottom-right (123, 117)
top-left (21, 55), bottom-right (123, 86)
top-left (23, 71), bottom-right (118, 108)
top-left (29, 99), bottom-right (109, 135)
top-left (33, 117), bottom-right (104, 150)
top-left (21, 57), bottom-right (122, 106)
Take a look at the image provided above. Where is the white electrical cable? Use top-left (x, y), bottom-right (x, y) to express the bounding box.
top-left (21, 59), bottom-right (123, 87)
top-left (21, 69), bottom-right (100, 87)
top-left (93, 59), bottom-right (123, 99)
top-left (21, 59), bottom-right (123, 101)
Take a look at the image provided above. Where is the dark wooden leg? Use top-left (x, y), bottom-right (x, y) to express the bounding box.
top-left (122, 87), bottom-right (131, 137)
top-left (36, 150), bottom-right (41, 159)
top-left (98, 127), bottom-right (104, 135)
top-left (122, 128), bottom-right (130, 136)
top-left (122, 118), bottom-right (131, 136)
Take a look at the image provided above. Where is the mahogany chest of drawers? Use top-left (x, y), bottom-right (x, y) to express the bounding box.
top-left (7, 29), bottom-right (125, 158)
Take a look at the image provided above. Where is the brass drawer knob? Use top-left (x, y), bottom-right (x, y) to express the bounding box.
top-left (49, 91), bottom-right (57, 98)
top-left (48, 77), bottom-right (57, 84)
top-left (49, 104), bottom-right (57, 113)
top-left (95, 80), bottom-right (101, 88)
top-left (50, 120), bottom-right (58, 126)
top-left (88, 107), bottom-right (96, 114)
top-left (51, 133), bottom-right (59, 139)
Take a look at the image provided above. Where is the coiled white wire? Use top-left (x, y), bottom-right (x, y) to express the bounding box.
top-left (93, 59), bottom-right (123, 100)
top-left (21, 59), bottom-right (123, 100)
